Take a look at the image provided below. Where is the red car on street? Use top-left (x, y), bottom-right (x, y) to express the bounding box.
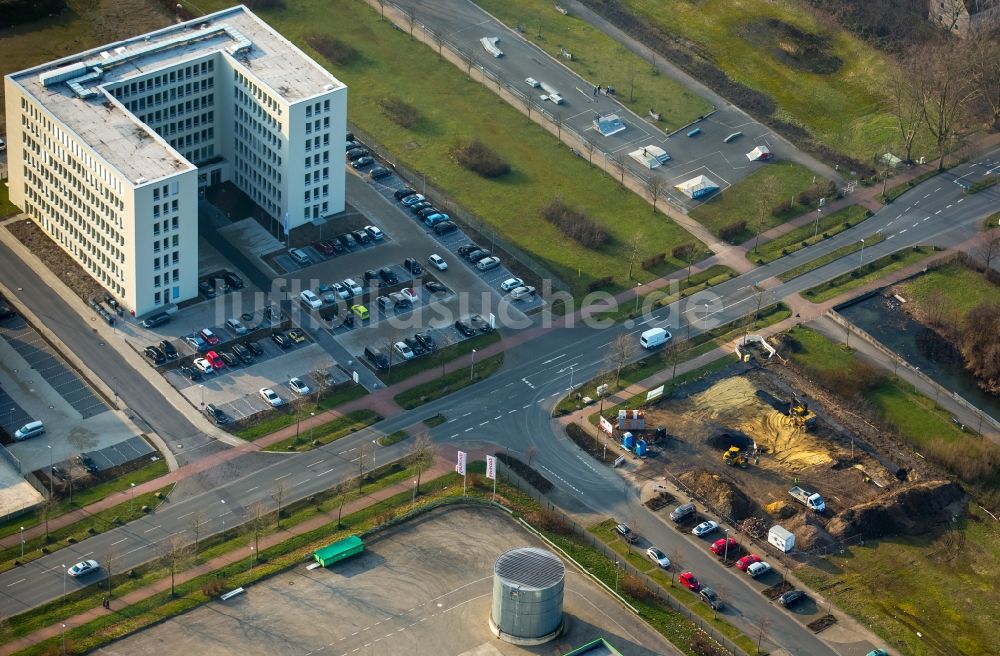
top-left (678, 572), bottom-right (701, 591)
top-left (736, 554), bottom-right (762, 571)
top-left (205, 350), bottom-right (225, 369)
top-left (710, 537), bottom-right (738, 556)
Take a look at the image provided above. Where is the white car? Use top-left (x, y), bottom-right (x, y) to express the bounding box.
top-left (500, 277), bottom-right (524, 292)
top-left (331, 282), bottom-right (351, 299)
top-left (691, 520), bottom-right (719, 537)
top-left (394, 341), bottom-right (415, 360)
top-left (193, 357), bottom-right (213, 374)
top-left (259, 387), bottom-right (284, 407)
top-left (509, 285), bottom-right (536, 300)
top-left (400, 288), bottom-right (418, 302)
top-left (646, 547), bottom-right (671, 569)
top-left (68, 559), bottom-right (100, 577)
top-left (476, 256), bottom-right (501, 271)
top-left (300, 290), bottom-right (322, 309)
top-left (428, 254), bottom-right (448, 271)
top-left (365, 225), bottom-right (384, 240)
top-left (343, 278), bottom-right (363, 296)
top-left (288, 377), bottom-right (311, 396)
top-left (746, 561), bottom-right (772, 578)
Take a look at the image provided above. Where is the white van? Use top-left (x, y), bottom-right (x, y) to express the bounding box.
top-left (640, 327), bottom-right (671, 349)
top-left (14, 421), bottom-right (44, 441)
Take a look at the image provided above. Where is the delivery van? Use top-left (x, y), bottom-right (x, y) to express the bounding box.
top-left (640, 327), bottom-right (671, 349)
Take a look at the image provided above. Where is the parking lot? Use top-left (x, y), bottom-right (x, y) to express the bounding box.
top-left (99, 505), bottom-right (675, 656)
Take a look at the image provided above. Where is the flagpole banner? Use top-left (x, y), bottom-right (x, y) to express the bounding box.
top-left (456, 450), bottom-right (467, 475)
top-left (485, 455), bottom-right (497, 480)
top-left (599, 415), bottom-right (614, 436)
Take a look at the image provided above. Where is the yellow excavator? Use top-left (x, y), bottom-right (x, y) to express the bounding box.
top-left (788, 395), bottom-right (817, 431)
top-left (723, 446), bottom-right (749, 468)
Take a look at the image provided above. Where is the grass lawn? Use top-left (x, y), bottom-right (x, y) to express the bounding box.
top-left (778, 233), bottom-right (885, 282)
top-left (264, 409), bottom-right (381, 452)
top-left (1, 181), bottom-right (20, 218)
top-left (802, 245), bottom-right (933, 303)
top-left (475, 0), bottom-right (712, 131)
top-left (378, 331), bottom-right (500, 386)
top-left (689, 162), bottom-right (820, 240)
top-left (394, 353), bottom-right (504, 409)
top-left (897, 261), bottom-right (1000, 323)
top-left (183, 0), bottom-right (698, 298)
top-left (983, 210), bottom-right (1000, 231)
top-left (378, 430), bottom-right (409, 446)
top-left (752, 204), bottom-right (870, 265)
top-left (797, 502), bottom-right (1000, 656)
top-left (232, 384), bottom-right (368, 441)
top-left (619, 0), bottom-right (924, 161)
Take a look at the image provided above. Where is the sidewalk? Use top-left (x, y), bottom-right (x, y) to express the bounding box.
top-left (0, 450), bottom-right (461, 656)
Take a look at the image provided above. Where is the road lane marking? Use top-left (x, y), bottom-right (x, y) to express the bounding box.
top-left (479, 421), bottom-right (489, 426)
top-left (246, 485), bottom-right (259, 492)
top-left (124, 546), bottom-right (144, 556)
top-left (899, 228), bottom-right (908, 234)
top-left (886, 234), bottom-right (895, 240)
top-left (957, 198), bottom-right (964, 203)
top-left (317, 468), bottom-right (335, 476)
top-left (464, 427), bottom-right (473, 432)
top-left (308, 459), bottom-right (324, 467)
top-left (177, 512), bottom-right (194, 520)
top-left (275, 473), bottom-right (292, 480)
top-left (449, 433), bottom-right (458, 438)
top-left (461, 412), bottom-right (472, 418)
top-left (7, 579), bottom-right (25, 587)
top-left (143, 526), bottom-right (160, 533)
top-left (934, 186), bottom-right (942, 192)
top-left (523, 403), bottom-right (531, 408)
top-left (946, 204), bottom-right (953, 209)
top-left (111, 538), bottom-right (128, 546)
top-left (935, 209), bottom-right (942, 214)
top-left (493, 415), bottom-right (501, 420)
top-left (508, 409), bottom-right (517, 414)
top-left (541, 354), bottom-right (566, 364)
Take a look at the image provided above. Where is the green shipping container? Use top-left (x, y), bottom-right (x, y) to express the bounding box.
top-left (313, 535), bottom-right (364, 567)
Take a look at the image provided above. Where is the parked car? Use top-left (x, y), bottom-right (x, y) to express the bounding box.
top-left (465, 249), bottom-right (491, 263)
top-left (415, 331), bottom-right (435, 351)
top-left (614, 523), bottom-right (638, 544)
top-left (428, 254), bottom-right (447, 271)
top-left (509, 285), bottom-right (536, 300)
top-left (51, 465), bottom-right (68, 481)
top-left (223, 271), bottom-right (244, 289)
top-left (423, 213), bottom-right (449, 226)
top-left (470, 314), bottom-right (492, 332)
top-left (369, 166), bottom-right (391, 180)
top-left (379, 267), bottom-right (398, 285)
top-left (410, 202), bottom-right (433, 214)
top-left (312, 239), bottom-right (336, 256)
top-left (143, 346), bottom-right (166, 365)
top-left (185, 335), bottom-right (208, 352)
top-left (289, 248), bottom-right (312, 266)
top-left (233, 343), bottom-right (254, 364)
top-left (393, 341), bottom-right (414, 360)
top-left (338, 233), bottom-right (357, 250)
top-left (736, 554), bottom-right (762, 571)
top-left (364, 269), bottom-right (379, 284)
top-left (394, 188), bottom-right (417, 201)
top-left (500, 277), bottom-right (524, 292)
top-left (68, 560), bottom-right (100, 578)
top-left (476, 256), bottom-right (501, 271)
top-left (390, 292), bottom-right (410, 309)
top-left (300, 290), bottom-right (322, 309)
top-left (198, 280), bottom-right (216, 298)
top-left (76, 454), bottom-right (99, 473)
top-left (457, 244), bottom-right (481, 257)
top-left (346, 147), bottom-right (369, 161)
top-left (746, 561), bottom-right (771, 578)
top-left (271, 332), bottom-right (291, 349)
top-left (454, 320), bottom-right (477, 337)
top-left (344, 278), bottom-right (363, 296)
top-left (424, 280), bottom-right (447, 294)
top-left (288, 377), bottom-right (311, 395)
top-left (699, 587), bottom-right (723, 611)
top-left (376, 296), bottom-right (393, 312)
top-left (400, 288), bottom-right (418, 303)
top-left (670, 503), bottom-right (697, 523)
top-left (678, 572), bottom-right (700, 591)
top-left (345, 140), bottom-right (362, 151)
top-left (365, 225), bottom-right (384, 240)
top-left (247, 341), bottom-right (264, 357)
top-left (332, 282), bottom-right (351, 299)
top-left (200, 328), bottom-right (220, 345)
top-left (691, 520), bottom-right (718, 536)
top-left (287, 328), bottom-right (306, 344)
top-left (403, 257), bottom-right (422, 275)
top-left (352, 229), bottom-right (371, 244)
top-left (351, 304), bottom-right (369, 320)
top-left (157, 340), bottom-right (178, 363)
top-left (710, 537), bottom-right (738, 556)
top-left (259, 387), bottom-right (284, 407)
top-left (141, 312), bottom-right (171, 329)
top-left (416, 206), bottom-right (440, 218)
top-left (220, 351), bottom-right (239, 368)
top-left (646, 547), bottom-right (670, 569)
top-left (193, 357), bottom-right (213, 374)
top-left (779, 589), bottom-right (806, 607)
top-left (401, 193), bottom-right (426, 207)
top-left (225, 318), bottom-right (248, 335)
top-left (404, 336), bottom-right (425, 356)
top-left (364, 345), bottom-right (389, 369)
top-left (351, 155), bottom-right (374, 169)
top-left (432, 220), bottom-right (457, 235)
top-left (205, 350), bottom-right (225, 369)
top-left (866, 650), bottom-right (889, 656)
top-left (180, 365), bottom-right (202, 381)
top-left (205, 404), bottom-right (230, 425)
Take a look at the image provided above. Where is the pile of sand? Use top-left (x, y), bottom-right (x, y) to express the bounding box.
top-left (692, 377), bottom-right (760, 421)
top-left (678, 470), bottom-right (756, 521)
top-left (765, 500), bottom-right (797, 520)
top-left (827, 480), bottom-right (965, 540)
top-left (782, 511), bottom-right (835, 550)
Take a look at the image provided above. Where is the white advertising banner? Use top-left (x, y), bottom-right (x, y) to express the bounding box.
top-left (599, 415), bottom-right (614, 436)
top-left (455, 450), bottom-right (467, 476)
top-left (485, 455), bottom-right (497, 480)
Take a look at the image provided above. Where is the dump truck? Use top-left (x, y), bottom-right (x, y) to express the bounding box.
top-left (313, 535), bottom-right (364, 567)
top-left (789, 486), bottom-right (826, 513)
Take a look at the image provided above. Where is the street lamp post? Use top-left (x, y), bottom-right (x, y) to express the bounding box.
top-left (633, 282), bottom-right (641, 314)
top-left (249, 546), bottom-right (255, 575)
top-left (371, 439), bottom-right (378, 469)
top-left (813, 208), bottom-right (822, 238)
top-left (309, 412), bottom-right (316, 443)
top-left (48, 445), bottom-right (54, 499)
top-left (614, 560), bottom-right (620, 592)
top-left (62, 623), bottom-right (67, 655)
top-left (221, 499), bottom-right (227, 535)
top-left (470, 349), bottom-right (477, 381)
top-left (412, 480), bottom-right (417, 505)
top-left (859, 238), bottom-right (866, 266)
top-left (62, 564), bottom-right (67, 596)
top-left (129, 482), bottom-right (136, 515)
top-left (724, 529), bottom-right (730, 562)
top-left (20, 526), bottom-right (25, 559)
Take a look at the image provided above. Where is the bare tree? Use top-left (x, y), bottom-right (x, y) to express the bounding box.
top-left (336, 480), bottom-right (353, 527)
top-left (605, 333), bottom-right (637, 389)
top-left (755, 615), bottom-right (771, 655)
top-left (909, 41), bottom-right (978, 170)
top-left (672, 242), bottom-right (697, 280)
top-left (359, 442), bottom-right (376, 490)
top-left (431, 29), bottom-right (445, 60)
top-left (521, 92), bottom-right (534, 120)
top-left (553, 109), bottom-right (564, 143)
top-left (405, 6), bottom-right (416, 39)
top-left (271, 482), bottom-right (288, 529)
top-left (627, 60), bottom-right (637, 102)
top-left (610, 151), bottom-right (628, 187)
top-left (581, 138), bottom-right (596, 167)
top-left (190, 510), bottom-right (206, 553)
top-left (663, 339), bottom-right (681, 387)
top-left (644, 174), bottom-right (666, 214)
top-left (626, 230), bottom-right (644, 280)
top-left (408, 434), bottom-right (434, 495)
top-left (310, 368), bottom-right (331, 407)
top-left (752, 176), bottom-right (780, 255)
top-left (158, 533), bottom-right (193, 597)
top-left (887, 69), bottom-right (924, 163)
top-left (966, 32), bottom-right (1000, 129)
top-left (104, 544), bottom-right (117, 599)
top-left (976, 229), bottom-right (1000, 276)
top-left (245, 501), bottom-right (269, 556)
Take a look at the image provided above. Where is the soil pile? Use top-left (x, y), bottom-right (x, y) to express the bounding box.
top-left (827, 480), bottom-right (965, 540)
top-left (765, 500), bottom-right (797, 520)
top-left (783, 511), bottom-right (835, 550)
top-left (679, 470), bottom-right (755, 521)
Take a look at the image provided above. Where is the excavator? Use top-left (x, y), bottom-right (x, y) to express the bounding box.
top-left (723, 446), bottom-right (749, 468)
top-left (788, 395), bottom-right (817, 431)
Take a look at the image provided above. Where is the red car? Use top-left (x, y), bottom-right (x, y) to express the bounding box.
top-left (736, 554), bottom-right (762, 571)
top-left (710, 537), bottom-right (738, 556)
top-left (200, 328), bottom-right (220, 346)
top-left (312, 240), bottom-right (335, 256)
top-left (678, 572), bottom-right (701, 591)
top-left (205, 350), bottom-right (225, 369)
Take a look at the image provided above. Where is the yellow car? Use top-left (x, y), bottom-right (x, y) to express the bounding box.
top-left (351, 304), bottom-right (369, 320)
top-left (287, 328), bottom-right (306, 343)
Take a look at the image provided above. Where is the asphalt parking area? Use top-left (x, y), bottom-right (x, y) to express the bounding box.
top-left (0, 315), bottom-right (107, 420)
top-left (99, 506), bottom-right (674, 656)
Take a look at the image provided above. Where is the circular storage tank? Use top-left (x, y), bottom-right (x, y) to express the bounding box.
top-left (490, 547), bottom-right (565, 644)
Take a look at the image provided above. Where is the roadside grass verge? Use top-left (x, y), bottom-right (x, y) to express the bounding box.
top-left (0, 458), bottom-right (170, 541)
top-left (777, 233), bottom-right (885, 282)
top-left (394, 354), bottom-right (504, 409)
top-left (966, 175), bottom-right (998, 194)
top-left (232, 384), bottom-right (368, 441)
top-left (589, 519), bottom-right (650, 570)
top-left (983, 211), bottom-right (1000, 231)
top-left (263, 410), bottom-right (381, 452)
top-left (879, 168), bottom-right (943, 203)
top-left (897, 260), bottom-right (1000, 322)
top-left (377, 330), bottom-right (500, 386)
top-left (592, 265), bottom-right (736, 322)
top-left (377, 430), bottom-right (409, 446)
top-left (475, 0), bottom-right (711, 132)
top-left (182, 0), bottom-right (700, 298)
top-left (751, 205), bottom-right (870, 265)
top-left (689, 162), bottom-right (820, 241)
top-left (617, 0), bottom-right (923, 161)
top-left (802, 245), bottom-right (933, 303)
top-left (423, 414), bottom-right (447, 428)
top-left (1, 182), bottom-right (20, 218)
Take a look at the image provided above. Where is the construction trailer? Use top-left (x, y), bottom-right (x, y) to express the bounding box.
top-left (313, 535), bottom-right (364, 567)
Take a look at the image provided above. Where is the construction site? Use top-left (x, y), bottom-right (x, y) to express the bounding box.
top-left (612, 343), bottom-right (965, 554)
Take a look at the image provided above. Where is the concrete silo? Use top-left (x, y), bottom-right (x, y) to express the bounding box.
top-left (489, 547), bottom-right (565, 644)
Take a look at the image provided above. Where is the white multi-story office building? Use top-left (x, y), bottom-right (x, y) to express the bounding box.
top-left (4, 6), bottom-right (346, 316)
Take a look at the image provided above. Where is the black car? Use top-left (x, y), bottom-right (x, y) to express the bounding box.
top-left (220, 351), bottom-right (239, 368)
top-left (416, 207), bottom-right (440, 218)
top-left (457, 244), bottom-right (481, 257)
top-left (205, 403), bottom-right (230, 425)
top-left (143, 346), bottom-right (166, 365)
top-left (404, 336), bottom-right (425, 356)
top-left (338, 233), bottom-right (357, 249)
top-left (76, 454), bottom-right (98, 474)
top-left (233, 343), bottom-right (254, 364)
top-left (197, 280), bottom-right (216, 298)
top-left (466, 249), bottom-right (492, 263)
top-left (394, 188), bottom-right (417, 201)
top-left (351, 156), bottom-right (374, 169)
top-left (347, 148), bottom-right (369, 161)
top-left (699, 588), bottom-right (723, 611)
top-left (346, 131), bottom-right (355, 142)
top-left (364, 269), bottom-right (379, 283)
top-left (223, 271), bottom-right (245, 289)
top-left (352, 229), bottom-right (371, 244)
top-left (779, 590), bottom-right (806, 607)
top-left (369, 166), bottom-right (391, 180)
top-left (470, 314), bottom-right (494, 333)
top-left (424, 280), bottom-right (447, 294)
top-left (346, 140), bottom-right (362, 151)
top-left (433, 221), bottom-right (457, 235)
top-left (415, 331), bottom-right (435, 351)
top-left (271, 332), bottom-right (291, 349)
top-left (409, 201), bottom-right (433, 214)
top-left (247, 341), bottom-right (264, 357)
top-left (454, 320), bottom-right (477, 337)
top-left (0, 303), bottom-right (17, 320)
top-left (403, 258), bottom-right (422, 275)
top-left (51, 466), bottom-right (68, 482)
top-left (341, 313), bottom-right (355, 328)
top-left (179, 365), bottom-right (202, 381)
top-left (379, 267), bottom-right (398, 285)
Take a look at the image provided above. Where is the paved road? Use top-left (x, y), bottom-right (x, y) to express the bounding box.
top-left (2, 150), bottom-right (996, 652)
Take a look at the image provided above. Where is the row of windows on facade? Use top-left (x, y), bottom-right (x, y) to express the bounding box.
top-left (153, 234), bottom-right (180, 254)
top-left (234, 89), bottom-right (281, 133)
top-left (143, 111), bottom-right (214, 138)
top-left (304, 151), bottom-right (330, 169)
top-left (29, 193), bottom-right (123, 267)
top-left (112, 59), bottom-right (215, 99)
top-left (233, 172), bottom-right (280, 220)
top-left (20, 99), bottom-right (124, 204)
top-left (304, 99), bottom-right (332, 118)
top-left (234, 118), bottom-right (282, 166)
top-left (30, 201), bottom-right (123, 284)
top-left (234, 140), bottom-right (282, 187)
top-left (305, 202), bottom-right (329, 221)
top-left (118, 77), bottom-right (215, 113)
top-left (153, 269), bottom-right (180, 288)
top-left (23, 169), bottom-right (124, 260)
top-left (185, 145), bottom-right (216, 165)
top-left (234, 69), bottom-right (282, 117)
top-left (303, 168), bottom-right (330, 185)
top-left (304, 185), bottom-right (329, 202)
top-left (152, 216), bottom-right (180, 236)
top-left (153, 285), bottom-right (180, 307)
top-left (234, 158), bottom-right (281, 206)
top-left (167, 127), bottom-right (214, 151)
top-left (22, 149), bottom-right (124, 232)
top-left (151, 182), bottom-right (180, 202)
top-left (154, 250), bottom-right (180, 270)
top-left (305, 117), bottom-right (330, 134)
top-left (125, 93), bottom-right (214, 122)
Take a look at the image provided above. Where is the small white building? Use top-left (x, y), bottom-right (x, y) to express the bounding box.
top-left (593, 113), bottom-right (625, 137)
top-left (628, 145), bottom-right (670, 169)
top-left (768, 525), bottom-right (795, 553)
top-left (746, 145), bottom-right (773, 161)
top-left (675, 175), bottom-right (719, 200)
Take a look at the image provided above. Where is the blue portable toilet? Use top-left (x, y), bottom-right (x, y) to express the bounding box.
top-left (622, 432), bottom-right (635, 450)
top-left (635, 440), bottom-right (648, 457)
